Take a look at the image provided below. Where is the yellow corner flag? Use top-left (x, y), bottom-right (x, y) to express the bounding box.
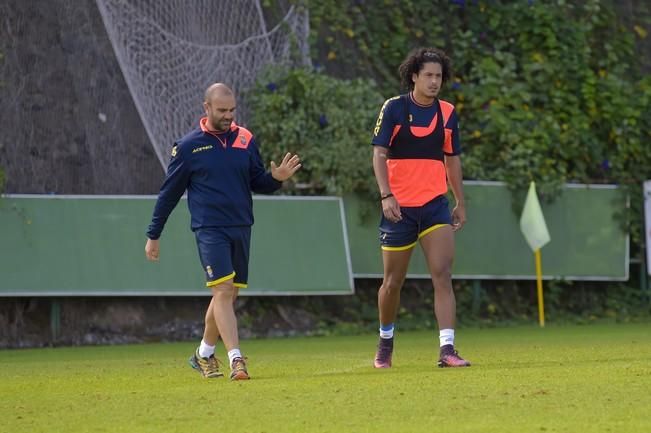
top-left (519, 181), bottom-right (550, 327)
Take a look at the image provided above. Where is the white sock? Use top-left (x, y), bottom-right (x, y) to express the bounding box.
top-left (439, 329), bottom-right (455, 347)
top-left (379, 323), bottom-right (394, 339)
top-left (227, 348), bottom-right (242, 367)
top-left (198, 339), bottom-right (215, 358)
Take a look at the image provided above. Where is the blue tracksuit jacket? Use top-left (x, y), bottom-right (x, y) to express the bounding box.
top-left (146, 118), bottom-right (281, 240)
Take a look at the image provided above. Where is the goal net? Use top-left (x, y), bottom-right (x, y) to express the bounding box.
top-left (96, 0), bottom-right (310, 167)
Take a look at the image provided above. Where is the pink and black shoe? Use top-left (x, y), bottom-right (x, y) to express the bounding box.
top-left (373, 337), bottom-right (394, 368)
top-left (438, 344), bottom-right (471, 368)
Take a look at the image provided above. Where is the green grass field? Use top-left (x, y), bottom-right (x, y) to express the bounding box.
top-left (1, 323), bottom-right (650, 433)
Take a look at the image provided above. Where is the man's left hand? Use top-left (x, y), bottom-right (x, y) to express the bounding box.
top-left (271, 152), bottom-right (301, 181)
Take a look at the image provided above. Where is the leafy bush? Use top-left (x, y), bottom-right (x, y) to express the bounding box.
top-left (247, 67), bottom-right (385, 198)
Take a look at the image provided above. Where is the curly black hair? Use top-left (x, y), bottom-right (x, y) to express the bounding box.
top-left (398, 47), bottom-right (452, 91)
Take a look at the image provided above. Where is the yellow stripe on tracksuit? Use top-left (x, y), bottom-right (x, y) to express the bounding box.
top-left (418, 223), bottom-right (448, 239)
top-left (380, 223), bottom-right (449, 251)
top-left (205, 272), bottom-right (248, 288)
top-left (206, 271), bottom-right (236, 287)
top-left (381, 241), bottom-right (418, 252)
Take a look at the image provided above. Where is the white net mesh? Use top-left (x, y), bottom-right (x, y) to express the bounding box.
top-left (95, 0), bottom-right (310, 167)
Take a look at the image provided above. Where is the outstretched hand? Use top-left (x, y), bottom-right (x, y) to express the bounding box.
top-left (270, 152), bottom-right (301, 181)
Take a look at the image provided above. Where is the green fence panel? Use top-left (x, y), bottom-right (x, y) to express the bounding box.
top-left (0, 182), bottom-right (629, 298)
top-left (344, 182), bottom-right (628, 280)
top-left (0, 195), bottom-right (354, 296)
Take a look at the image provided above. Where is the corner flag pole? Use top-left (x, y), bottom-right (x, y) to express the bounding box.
top-left (520, 181), bottom-right (551, 328)
top-left (534, 249), bottom-right (545, 327)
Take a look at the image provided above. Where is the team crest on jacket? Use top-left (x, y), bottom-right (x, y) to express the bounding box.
top-left (206, 266), bottom-right (214, 278)
top-left (239, 135), bottom-right (246, 145)
top-left (171, 144), bottom-right (177, 157)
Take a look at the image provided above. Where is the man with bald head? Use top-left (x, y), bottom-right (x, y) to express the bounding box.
top-left (145, 83), bottom-right (301, 380)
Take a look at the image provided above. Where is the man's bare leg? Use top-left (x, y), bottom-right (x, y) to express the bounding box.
top-left (374, 247), bottom-right (412, 368)
top-left (420, 226), bottom-right (470, 367)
